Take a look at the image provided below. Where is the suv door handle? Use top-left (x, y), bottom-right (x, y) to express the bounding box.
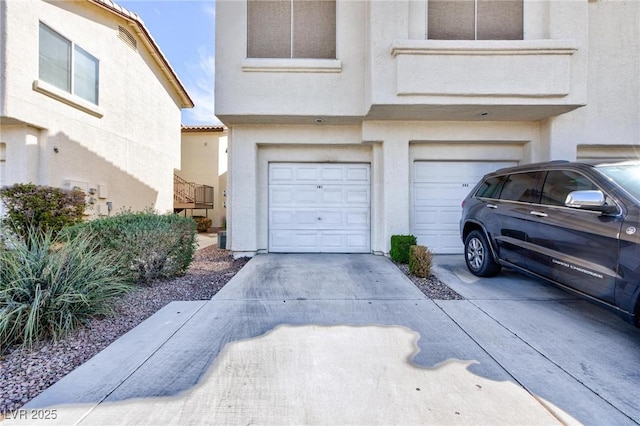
top-left (486, 204), bottom-right (498, 209)
top-left (530, 211), bottom-right (548, 218)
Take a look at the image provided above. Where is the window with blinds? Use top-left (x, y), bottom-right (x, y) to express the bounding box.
top-left (39, 23), bottom-right (100, 104)
top-left (428, 0), bottom-right (523, 40)
top-left (247, 0), bottom-right (336, 59)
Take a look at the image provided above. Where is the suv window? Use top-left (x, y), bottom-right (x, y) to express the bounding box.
top-left (475, 176), bottom-right (506, 199)
top-left (499, 172), bottom-right (541, 203)
top-left (541, 170), bottom-right (599, 206)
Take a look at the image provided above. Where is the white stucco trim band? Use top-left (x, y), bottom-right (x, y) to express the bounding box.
top-left (32, 80), bottom-right (105, 118)
top-left (390, 39), bottom-right (578, 57)
top-left (241, 58), bottom-right (342, 73)
top-left (392, 40), bottom-right (577, 98)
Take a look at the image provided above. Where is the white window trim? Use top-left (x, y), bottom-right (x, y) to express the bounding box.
top-left (241, 58), bottom-right (342, 73)
top-left (32, 79), bottom-right (104, 118)
top-left (39, 22), bottom-right (100, 107)
top-left (247, 0), bottom-right (337, 60)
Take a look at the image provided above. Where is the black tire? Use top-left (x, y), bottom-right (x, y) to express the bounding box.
top-left (464, 230), bottom-right (501, 277)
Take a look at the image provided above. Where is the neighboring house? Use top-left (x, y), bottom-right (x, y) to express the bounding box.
top-left (215, 0), bottom-right (640, 257)
top-left (0, 0), bottom-right (193, 217)
top-left (174, 125), bottom-right (228, 229)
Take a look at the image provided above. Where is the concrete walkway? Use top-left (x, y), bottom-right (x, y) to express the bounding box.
top-left (15, 254), bottom-right (640, 425)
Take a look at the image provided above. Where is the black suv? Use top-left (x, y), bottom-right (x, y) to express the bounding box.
top-left (460, 160), bottom-right (640, 326)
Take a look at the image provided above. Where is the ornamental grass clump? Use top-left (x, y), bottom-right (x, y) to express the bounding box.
top-left (0, 229), bottom-right (132, 352)
top-left (63, 211), bottom-right (197, 285)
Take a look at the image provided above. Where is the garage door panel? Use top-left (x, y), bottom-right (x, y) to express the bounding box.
top-left (271, 164), bottom-right (370, 185)
top-left (270, 185), bottom-right (321, 206)
top-left (347, 210), bottom-right (369, 227)
top-left (321, 188), bottom-right (343, 204)
top-left (414, 208), bottom-right (437, 226)
top-left (415, 186), bottom-right (466, 206)
top-left (296, 167), bottom-right (322, 182)
top-left (269, 166), bottom-right (296, 183)
top-left (345, 188), bottom-right (370, 204)
top-left (269, 230), bottom-right (370, 253)
top-left (271, 185), bottom-right (370, 207)
top-left (320, 186), bottom-right (370, 205)
top-left (414, 161), bottom-right (517, 254)
top-left (271, 209), bottom-right (369, 230)
top-left (269, 163), bottom-right (371, 253)
top-left (320, 167), bottom-right (345, 181)
top-left (270, 231), bottom-right (320, 252)
top-left (270, 210), bottom-right (295, 226)
top-left (320, 232), bottom-right (370, 252)
top-left (346, 166), bottom-right (370, 182)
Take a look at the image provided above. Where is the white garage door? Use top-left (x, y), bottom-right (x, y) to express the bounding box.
top-left (269, 163), bottom-right (371, 253)
top-left (414, 161), bottom-right (517, 254)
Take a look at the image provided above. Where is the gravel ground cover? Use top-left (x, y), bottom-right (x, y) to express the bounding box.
top-left (0, 245), bottom-right (249, 414)
top-left (396, 263), bottom-right (464, 300)
top-left (0, 248), bottom-right (461, 415)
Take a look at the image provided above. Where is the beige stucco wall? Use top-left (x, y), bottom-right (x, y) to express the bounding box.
top-left (215, 0), bottom-right (367, 123)
top-left (0, 0), bottom-right (185, 215)
top-left (228, 121), bottom-right (540, 255)
top-left (216, 0), bottom-right (640, 257)
top-left (176, 130), bottom-right (228, 228)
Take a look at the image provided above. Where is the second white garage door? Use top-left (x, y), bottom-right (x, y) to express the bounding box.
top-left (269, 163), bottom-right (371, 253)
top-left (414, 161), bottom-right (517, 254)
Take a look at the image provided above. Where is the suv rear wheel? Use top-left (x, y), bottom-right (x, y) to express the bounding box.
top-left (464, 230), bottom-right (501, 277)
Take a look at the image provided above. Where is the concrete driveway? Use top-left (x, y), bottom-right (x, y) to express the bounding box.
top-left (18, 254), bottom-right (640, 425)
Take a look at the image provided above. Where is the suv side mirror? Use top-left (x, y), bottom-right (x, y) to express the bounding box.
top-left (565, 190), bottom-right (618, 214)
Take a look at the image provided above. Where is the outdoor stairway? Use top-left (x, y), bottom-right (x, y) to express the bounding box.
top-left (174, 173), bottom-right (214, 214)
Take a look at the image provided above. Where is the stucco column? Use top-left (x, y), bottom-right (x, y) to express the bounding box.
top-left (381, 136), bottom-right (410, 254)
top-left (540, 116), bottom-right (579, 162)
top-left (227, 127), bottom-right (258, 256)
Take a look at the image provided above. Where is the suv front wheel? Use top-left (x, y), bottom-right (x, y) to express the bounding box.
top-left (464, 230), bottom-right (501, 277)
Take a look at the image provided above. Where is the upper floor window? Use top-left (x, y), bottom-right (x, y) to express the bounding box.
top-left (428, 0), bottom-right (523, 40)
top-left (39, 23), bottom-right (99, 105)
top-left (247, 0), bottom-right (336, 59)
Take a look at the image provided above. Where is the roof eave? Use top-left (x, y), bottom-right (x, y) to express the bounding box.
top-left (87, 0), bottom-right (195, 109)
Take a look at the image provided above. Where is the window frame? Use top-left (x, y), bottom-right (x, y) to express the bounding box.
top-left (427, 0), bottom-right (524, 41)
top-left (246, 0), bottom-right (337, 60)
top-left (38, 22), bottom-right (100, 106)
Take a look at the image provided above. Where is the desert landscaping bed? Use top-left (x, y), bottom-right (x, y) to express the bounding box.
top-left (0, 247), bottom-right (461, 414)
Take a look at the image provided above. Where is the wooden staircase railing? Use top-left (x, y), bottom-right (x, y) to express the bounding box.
top-left (174, 174), bottom-right (214, 211)
top-left (174, 174), bottom-right (196, 203)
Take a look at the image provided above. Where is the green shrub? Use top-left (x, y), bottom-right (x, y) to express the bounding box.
top-left (0, 229), bottom-right (131, 351)
top-left (0, 183), bottom-right (85, 241)
top-left (389, 235), bottom-right (417, 264)
top-left (63, 211), bottom-right (197, 285)
top-left (409, 245), bottom-right (433, 278)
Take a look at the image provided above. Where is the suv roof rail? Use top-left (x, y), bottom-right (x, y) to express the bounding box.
top-left (494, 160), bottom-right (571, 173)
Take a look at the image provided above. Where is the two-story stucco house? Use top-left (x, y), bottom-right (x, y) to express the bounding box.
top-left (175, 125), bottom-right (228, 229)
top-left (0, 0), bottom-right (193, 217)
top-left (215, 0), bottom-right (640, 257)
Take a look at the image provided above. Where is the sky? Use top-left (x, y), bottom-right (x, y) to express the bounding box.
top-left (117, 0), bottom-right (218, 125)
